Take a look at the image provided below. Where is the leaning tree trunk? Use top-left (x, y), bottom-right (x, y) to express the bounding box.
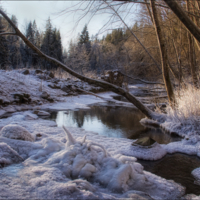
top-left (0, 9), bottom-right (165, 121)
top-left (150, 0), bottom-right (175, 107)
top-left (163, 0), bottom-right (200, 43)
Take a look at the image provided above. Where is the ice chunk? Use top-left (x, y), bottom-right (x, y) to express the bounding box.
top-left (63, 126), bottom-right (76, 147)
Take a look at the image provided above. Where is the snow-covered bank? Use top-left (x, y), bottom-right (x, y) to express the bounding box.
top-left (0, 111), bottom-right (185, 199)
top-left (0, 69), bottom-right (106, 117)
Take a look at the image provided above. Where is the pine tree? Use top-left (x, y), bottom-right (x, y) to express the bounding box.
top-left (79, 25), bottom-right (90, 44)
top-left (8, 15), bottom-right (20, 69)
top-left (0, 16), bottom-right (9, 69)
top-left (79, 24), bottom-right (91, 54)
top-left (41, 17), bottom-right (63, 70)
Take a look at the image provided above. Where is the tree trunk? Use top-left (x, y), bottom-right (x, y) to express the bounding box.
top-left (163, 0), bottom-right (200, 43)
top-left (0, 9), bottom-right (164, 121)
top-left (150, 0), bottom-right (175, 107)
top-left (186, 0), bottom-right (199, 88)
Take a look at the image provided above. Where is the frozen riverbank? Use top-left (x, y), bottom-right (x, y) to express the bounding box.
top-left (0, 111), bottom-right (185, 199)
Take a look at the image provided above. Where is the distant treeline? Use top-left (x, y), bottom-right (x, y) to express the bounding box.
top-left (0, 11), bottom-right (63, 71)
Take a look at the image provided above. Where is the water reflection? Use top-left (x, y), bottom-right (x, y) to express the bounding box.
top-left (138, 153), bottom-right (200, 195)
top-left (50, 105), bottom-right (180, 144)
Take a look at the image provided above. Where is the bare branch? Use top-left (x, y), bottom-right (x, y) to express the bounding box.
top-left (0, 32), bottom-right (16, 36)
top-left (103, 0), bottom-right (162, 73)
top-left (0, 8), bottom-right (163, 121)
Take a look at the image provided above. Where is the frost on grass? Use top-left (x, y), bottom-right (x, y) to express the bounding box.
top-left (160, 86), bottom-right (200, 137)
top-left (0, 142), bottom-right (23, 167)
top-left (0, 124), bottom-right (35, 142)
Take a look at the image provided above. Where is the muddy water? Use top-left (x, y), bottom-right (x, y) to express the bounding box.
top-left (49, 105), bottom-right (180, 144)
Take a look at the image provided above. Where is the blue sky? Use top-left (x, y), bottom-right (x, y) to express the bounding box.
top-left (1, 1), bottom-right (138, 50)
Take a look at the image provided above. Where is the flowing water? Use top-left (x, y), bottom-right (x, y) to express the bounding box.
top-left (138, 153), bottom-right (200, 195)
top-left (48, 104), bottom-right (180, 144)
top-left (48, 104), bottom-right (200, 195)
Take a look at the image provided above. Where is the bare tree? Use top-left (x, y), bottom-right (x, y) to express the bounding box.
top-left (0, 8), bottom-right (164, 121)
top-left (150, 0), bottom-right (175, 107)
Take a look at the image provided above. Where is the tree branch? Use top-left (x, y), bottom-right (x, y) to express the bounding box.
top-left (0, 8), bottom-right (164, 121)
top-left (0, 32), bottom-right (16, 36)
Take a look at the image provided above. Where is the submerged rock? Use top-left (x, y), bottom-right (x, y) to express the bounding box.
top-left (132, 137), bottom-right (156, 147)
top-left (0, 124), bottom-right (35, 142)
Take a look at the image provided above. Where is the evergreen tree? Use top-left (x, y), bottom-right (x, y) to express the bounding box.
top-left (41, 18), bottom-right (63, 70)
top-left (0, 16), bottom-right (9, 69)
top-left (8, 15), bottom-right (20, 69)
top-left (79, 25), bottom-right (90, 44)
top-left (79, 24), bottom-right (91, 54)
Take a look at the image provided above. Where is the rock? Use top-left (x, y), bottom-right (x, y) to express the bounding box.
top-left (0, 97), bottom-right (10, 105)
top-left (0, 142), bottom-right (23, 167)
top-left (24, 113), bottom-right (38, 120)
top-left (48, 84), bottom-right (61, 89)
top-left (0, 110), bottom-right (6, 118)
top-left (22, 69), bottom-right (29, 75)
top-left (3, 106), bottom-right (16, 113)
top-left (34, 110), bottom-right (50, 116)
top-left (47, 97), bottom-right (54, 103)
top-left (35, 69), bottom-right (43, 74)
top-left (40, 91), bottom-right (49, 99)
top-left (132, 137), bottom-right (156, 147)
top-left (48, 72), bottom-right (54, 78)
top-left (12, 93), bottom-right (31, 104)
top-left (36, 133), bottom-right (42, 137)
top-left (0, 124), bottom-right (35, 142)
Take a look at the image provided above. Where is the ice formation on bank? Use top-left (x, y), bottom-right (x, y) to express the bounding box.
top-left (0, 112), bottom-right (185, 199)
top-left (120, 142), bottom-right (167, 160)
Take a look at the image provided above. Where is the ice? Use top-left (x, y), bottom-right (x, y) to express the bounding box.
top-left (119, 142), bottom-right (167, 160)
top-left (0, 124), bottom-right (35, 142)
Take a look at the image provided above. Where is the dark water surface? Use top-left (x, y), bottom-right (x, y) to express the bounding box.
top-left (49, 105), bottom-right (180, 144)
top-left (138, 153), bottom-right (200, 195)
top-left (48, 105), bottom-right (200, 195)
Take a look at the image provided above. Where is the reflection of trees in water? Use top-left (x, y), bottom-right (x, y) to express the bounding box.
top-left (72, 110), bottom-right (86, 127)
top-left (70, 106), bottom-right (146, 137)
top-left (50, 112), bottom-right (58, 120)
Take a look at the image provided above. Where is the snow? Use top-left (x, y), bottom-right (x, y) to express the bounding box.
top-left (1, 70), bottom-right (200, 199)
top-left (0, 142), bottom-right (23, 166)
top-left (0, 112), bottom-right (185, 199)
top-left (192, 168), bottom-right (200, 186)
top-left (0, 124), bottom-right (35, 142)
top-left (120, 142), bottom-right (167, 160)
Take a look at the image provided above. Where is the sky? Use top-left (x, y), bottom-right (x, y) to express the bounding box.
top-left (0, 1), bottom-right (137, 50)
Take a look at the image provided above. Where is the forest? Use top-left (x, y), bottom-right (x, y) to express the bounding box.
top-left (0, 0), bottom-right (200, 199)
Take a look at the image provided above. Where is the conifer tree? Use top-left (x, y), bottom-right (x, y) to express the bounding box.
top-left (0, 16), bottom-right (9, 69)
